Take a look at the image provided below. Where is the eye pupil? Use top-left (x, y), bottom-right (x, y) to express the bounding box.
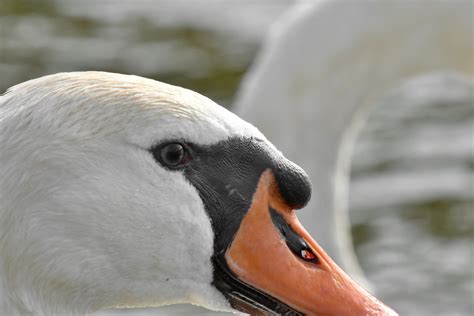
top-left (160, 143), bottom-right (186, 167)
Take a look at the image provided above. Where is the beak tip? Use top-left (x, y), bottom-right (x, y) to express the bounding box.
top-left (386, 307), bottom-right (399, 316)
top-left (370, 298), bottom-right (398, 316)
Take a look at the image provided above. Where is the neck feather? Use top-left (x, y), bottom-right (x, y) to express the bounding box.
top-left (234, 0), bottom-right (473, 284)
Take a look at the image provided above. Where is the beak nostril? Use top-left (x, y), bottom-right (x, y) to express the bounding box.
top-left (270, 208), bottom-right (320, 265)
top-left (273, 162), bottom-right (312, 210)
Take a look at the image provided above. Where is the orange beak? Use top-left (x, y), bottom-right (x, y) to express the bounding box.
top-left (224, 170), bottom-right (397, 316)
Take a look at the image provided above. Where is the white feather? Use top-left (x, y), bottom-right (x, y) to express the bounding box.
top-left (0, 72), bottom-right (263, 315)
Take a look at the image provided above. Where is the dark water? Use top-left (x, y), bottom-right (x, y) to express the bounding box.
top-left (1, 1), bottom-right (472, 315)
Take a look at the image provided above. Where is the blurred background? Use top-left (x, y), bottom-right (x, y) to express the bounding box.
top-left (1, 0), bottom-right (472, 315)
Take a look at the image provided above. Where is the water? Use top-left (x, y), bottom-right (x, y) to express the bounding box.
top-left (1, 1), bottom-right (473, 315)
top-left (0, 0), bottom-right (292, 105)
top-left (350, 75), bottom-right (474, 316)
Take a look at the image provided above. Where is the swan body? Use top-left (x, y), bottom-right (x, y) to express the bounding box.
top-left (234, 0), bottom-right (473, 284)
top-left (0, 72), bottom-right (396, 315)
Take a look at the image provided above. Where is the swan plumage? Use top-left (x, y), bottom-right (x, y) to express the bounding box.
top-left (0, 71), bottom-right (253, 315)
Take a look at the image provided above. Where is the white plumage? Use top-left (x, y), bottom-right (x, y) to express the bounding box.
top-left (0, 72), bottom-right (264, 315)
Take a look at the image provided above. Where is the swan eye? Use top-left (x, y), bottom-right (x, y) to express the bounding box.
top-left (158, 142), bottom-right (190, 168)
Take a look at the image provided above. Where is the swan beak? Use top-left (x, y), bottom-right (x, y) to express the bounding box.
top-left (225, 170), bottom-right (397, 316)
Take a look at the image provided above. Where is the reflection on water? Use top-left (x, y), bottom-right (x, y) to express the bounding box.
top-left (1, 1), bottom-right (473, 315)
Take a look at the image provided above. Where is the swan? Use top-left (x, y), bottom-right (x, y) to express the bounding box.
top-left (234, 0), bottom-right (473, 287)
top-left (0, 72), bottom-right (396, 315)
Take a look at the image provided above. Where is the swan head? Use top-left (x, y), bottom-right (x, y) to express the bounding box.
top-left (0, 72), bottom-right (396, 315)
